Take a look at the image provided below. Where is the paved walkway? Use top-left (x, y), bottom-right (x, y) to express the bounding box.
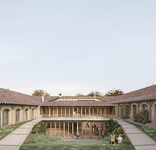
top-left (116, 119), bottom-right (156, 150)
top-left (0, 119), bottom-right (41, 150)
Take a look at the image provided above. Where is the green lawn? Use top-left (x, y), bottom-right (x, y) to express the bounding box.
top-left (126, 121), bottom-right (156, 141)
top-left (20, 133), bottom-right (135, 150)
top-left (0, 120), bottom-right (32, 140)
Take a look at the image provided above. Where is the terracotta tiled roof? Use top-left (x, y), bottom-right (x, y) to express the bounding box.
top-left (0, 88), bottom-right (41, 105)
top-left (111, 85), bottom-right (156, 103)
top-left (41, 100), bottom-right (113, 106)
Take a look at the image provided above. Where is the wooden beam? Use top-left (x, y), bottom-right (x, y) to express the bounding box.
top-left (147, 100), bottom-right (154, 120)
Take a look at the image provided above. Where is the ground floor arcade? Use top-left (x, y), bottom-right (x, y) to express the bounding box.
top-left (116, 99), bottom-right (156, 122)
top-left (44, 120), bottom-right (109, 138)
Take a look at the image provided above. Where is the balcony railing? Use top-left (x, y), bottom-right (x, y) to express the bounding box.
top-left (41, 114), bottom-right (116, 119)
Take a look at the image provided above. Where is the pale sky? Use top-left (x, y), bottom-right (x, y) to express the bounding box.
top-left (0, 1), bottom-right (156, 96)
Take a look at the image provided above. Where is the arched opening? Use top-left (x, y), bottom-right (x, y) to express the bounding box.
top-left (120, 105), bottom-right (123, 117)
top-left (3, 109), bottom-right (10, 126)
top-left (25, 109), bottom-right (28, 121)
top-left (142, 104), bottom-right (148, 110)
top-left (16, 109), bottom-right (20, 123)
top-left (133, 105), bottom-right (137, 118)
top-left (155, 104), bottom-right (156, 122)
top-left (32, 108), bottom-right (34, 119)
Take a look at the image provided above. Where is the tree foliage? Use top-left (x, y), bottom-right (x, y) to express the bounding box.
top-left (32, 89), bottom-right (50, 96)
top-left (86, 91), bottom-right (103, 97)
top-left (75, 93), bottom-right (85, 97)
top-left (105, 88), bottom-right (124, 96)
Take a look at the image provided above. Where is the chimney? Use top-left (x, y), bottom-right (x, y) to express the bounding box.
top-left (42, 95), bottom-right (44, 102)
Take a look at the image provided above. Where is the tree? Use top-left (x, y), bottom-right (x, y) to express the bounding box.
top-left (105, 88), bottom-right (124, 96)
top-left (32, 89), bottom-right (50, 96)
top-left (75, 93), bottom-right (84, 97)
top-left (86, 91), bottom-right (102, 97)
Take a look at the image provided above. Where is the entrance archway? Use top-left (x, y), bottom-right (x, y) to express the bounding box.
top-left (16, 109), bottom-right (20, 123)
top-left (155, 105), bottom-right (156, 122)
top-left (25, 109), bottom-right (28, 121)
top-left (133, 105), bottom-right (137, 118)
top-left (3, 109), bottom-right (10, 126)
top-left (32, 108), bottom-right (34, 119)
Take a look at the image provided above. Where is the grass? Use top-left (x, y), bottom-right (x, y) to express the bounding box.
top-left (126, 121), bottom-right (156, 141)
top-left (0, 120), bottom-right (32, 140)
top-left (20, 133), bottom-right (135, 150)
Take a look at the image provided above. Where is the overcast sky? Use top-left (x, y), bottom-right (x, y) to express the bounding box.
top-left (0, 0), bottom-right (156, 96)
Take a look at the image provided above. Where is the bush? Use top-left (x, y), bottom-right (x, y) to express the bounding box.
top-left (134, 109), bottom-right (151, 124)
top-left (106, 118), bottom-right (123, 135)
top-left (32, 122), bottom-right (47, 134)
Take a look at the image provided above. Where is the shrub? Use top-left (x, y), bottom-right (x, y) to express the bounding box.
top-left (106, 118), bottom-right (123, 135)
top-left (134, 109), bottom-right (151, 124)
top-left (32, 122), bottom-right (47, 134)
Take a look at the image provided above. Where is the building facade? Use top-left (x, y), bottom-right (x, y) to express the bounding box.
top-left (0, 85), bottom-right (156, 138)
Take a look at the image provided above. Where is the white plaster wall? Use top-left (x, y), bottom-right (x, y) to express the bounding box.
top-left (1, 105), bottom-right (13, 127)
top-left (140, 102), bottom-right (148, 111)
top-left (37, 106), bottom-right (41, 118)
top-left (131, 103), bottom-right (138, 118)
top-left (24, 106), bottom-right (30, 121)
top-left (151, 100), bottom-right (156, 122)
top-left (115, 104), bottom-right (118, 115)
top-left (31, 107), bottom-right (35, 118)
top-left (15, 106), bottom-right (22, 122)
top-left (119, 104), bottom-right (123, 116)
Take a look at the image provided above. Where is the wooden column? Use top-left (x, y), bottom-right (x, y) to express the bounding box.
top-left (81, 121), bottom-right (83, 138)
top-left (63, 121), bottom-right (65, 137)
top-left (69, 107), bottom-right (70, 118)
top-left (90, 121), bottom-right (92, 138)
top-left (77, 107), bottom-right (78, 118)
top-left (73, 107), bottom-right (74, 118)
top-left (61, 107), bottom-right (62, 117)
top-left (45, 107), bottom-right (47, 118)
top-left (93, 108), bottom-right (94, 117)
top-left (99, 122), bottom-right (101, 138)
top-left (57, 107), bottom-right (58, 118)
top-left (101, 107), bottom-right (102, 117)
top-left (72, 121), bottom-right (74, 137)
top-left (147, 100), bottom-right (154, 120)
top-left (77, 122), bottom-right (78, 133)
top-left (89, 107), bottom-right (91, 118)
top-left (96, 107), bottom-right (98, 118)
top-left (81, 107), bottom-right (82, 118)
top-left (85, 107), bottom-right (86, 118)
top-left (65, 107), bottom-right (66, 118)
top-left (49, 106), bottom-right (51, 118)
top-left (68, 122), bottom-right (69, 137)
top-left (104, 107), bottom-right (106, 117)
top-left (55, 121), bottom-right (56, 135)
